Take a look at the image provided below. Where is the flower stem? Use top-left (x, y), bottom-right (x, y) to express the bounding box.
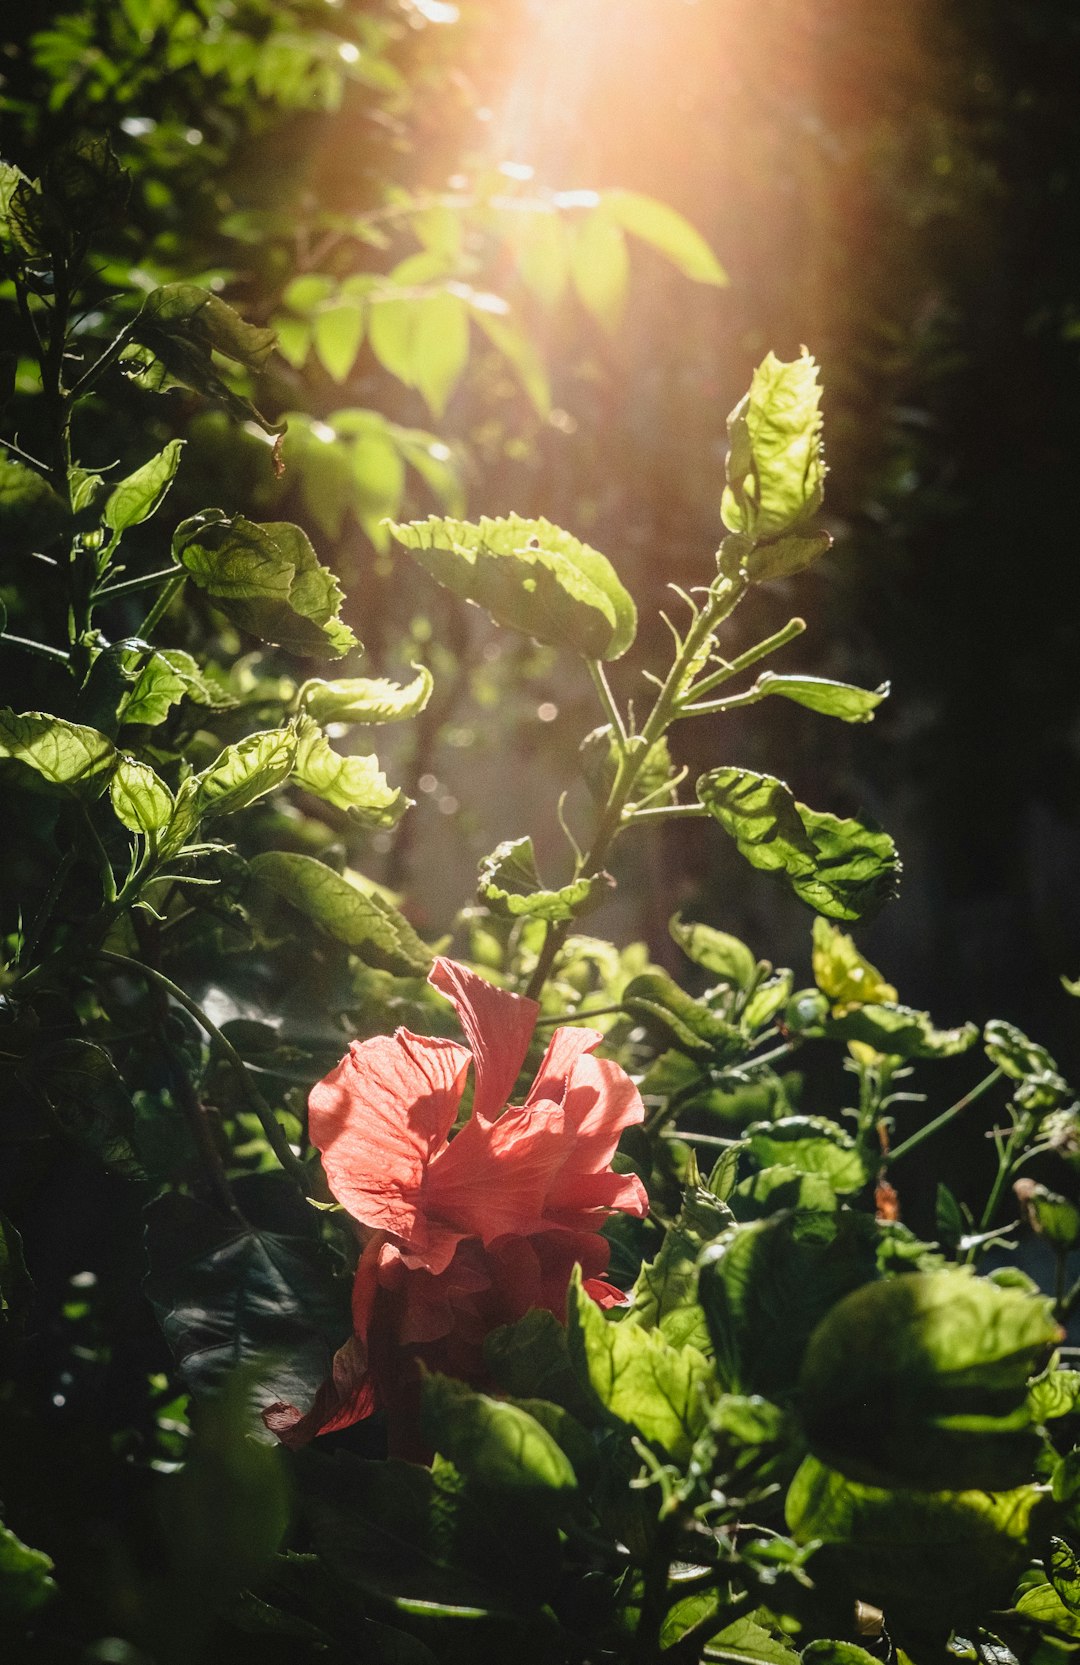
top-left (885, 1068), bottom-right (1003, 1165)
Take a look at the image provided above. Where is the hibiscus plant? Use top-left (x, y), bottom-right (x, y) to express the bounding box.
top-left (3, 112), bottom-right (1080, 1665)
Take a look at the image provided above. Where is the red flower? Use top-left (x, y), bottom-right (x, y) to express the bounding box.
top-left (264, 957), bottom-right (648, 1454)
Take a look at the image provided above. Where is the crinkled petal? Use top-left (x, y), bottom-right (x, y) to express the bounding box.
top-left (429, 956), bottom-right (538, 1122)
top-left (262, 1332), bottom-right (374, 1447)
top-left (546, 1169), bottom-right (649, 1222)
top-left (524, 1025), bottom-right (603, 1109)
top-left (309, 1030), bottom-right (470, 1243)
top-left (544, 1054), bottom-right (645, 1217)
top-left (424, 1103), bottom-right (569, 1242)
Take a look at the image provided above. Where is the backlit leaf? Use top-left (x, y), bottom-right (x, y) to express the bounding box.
top-left (293, 716), bottom-right (406, 828)
top-left (697, 767), bottom-right (900, 921)
top-left (413, 291), bottom-right (470, 416)
top-left (669, 914), bottom-right (758, 990)
top-left (0, 1518), bottom-right (56, 1619)
top-left (0, 709), bottom-right (115, 793)
top-left (131, 284), bottom-right (281, 433)
top-left (298, 664), bottom-right (433, 726)
top-left (570, 209), bottom-right (629, 331)
top-left (174, 512), bottom-right (357, 658)
top-left (193, 726), bottom-right (297, 820)
top-left (103, 438), bottom-right (184, 533)
top-left (391, 512), bottom-right (636, 661)
top-left (478, 835), bottom-right (610, 923)
top-left (811, 917), bottom-right (897, 1009)
top-left (750, 673), bottom-right (889, 724)
top-left (122, 648), bottom-right (236, 727)
top-left (248, 851), bottom-right (431, 976)
top-left (722, 350), bottom-right (825, 541)
top-left (602, 188), bottom-right (727, 286)
top-left (746, 1117), bottom-right (867, 1194)
top-left (313, 303), bottom-right (364, 383)
top-left (421, 1374), bottom-right (577, 1498)
top-left (109, 756), bottom-right (175, 833)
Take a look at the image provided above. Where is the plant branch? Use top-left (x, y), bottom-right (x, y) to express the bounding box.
top-left (885, 1068), bottom-right (1003, 1165)
top-left (680, 615), bottom-right (805, 705)
top-left (588, 657), bottom-right (628, 748)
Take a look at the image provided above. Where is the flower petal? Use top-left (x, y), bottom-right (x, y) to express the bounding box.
top-left (584, 1277), bottom-right (631, 1309)
top-left (309, 1030), bottom-right (470, 1243)
top-left (544, 1053), bottom-right (645, 1213)
top-left (262, 1332), bottom-right (374, 1447)
top-left (546, 1169), bottom-right (649, 1222)
top-left (524, 1025), bottom-right (602, 1108)
top-left (429, 956), bottom-right (538, 1121)
top-left (424, 1103), bottom-right (569, 1243)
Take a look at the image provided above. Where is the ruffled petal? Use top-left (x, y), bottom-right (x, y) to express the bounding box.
top-left (261, 1332), bottom-right (375, 1447)
top-left (308, 1030), bottom-right (470, 1243)
top-left (429, 957), bottom-right (538, 1122)
top-left (584, 1277), bottom-right (631, 1309)
top-left (524, 1026), bottom-right (602, 1109)
top-left (544, 1054), bottom-right (645, 1218)
top-left (424, 1102), bottom-right (569, 1242)
top-left (546, 1169), bottom-right (649, 1222)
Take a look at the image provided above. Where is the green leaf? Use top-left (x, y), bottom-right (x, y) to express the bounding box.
top-left (109, 756), bottom-right (175, 833)
top-left (39, 1039), bottom-right (141, 1177)
top-left (1014, 1179), bottom-right (1080, 1249)
top-left (0, 454), bottom-right (69, 553)
top-left (699, 1209), bottom-right (878, 1394)
top-left (983, 1019), bottom-right (1072, 1112)
top-left (194, 726), bottom-right (297, 820)
top-left (0, 1518), bottom-right (56, 1620)
top-left (745, 1117), bottom-right (868, 1194)
top-left (174, 512), bottom-right (357, 659)
top-left (298, 664), bottom-right (434, 726)
top-left (145, 1189), bottom-right (347, 1415)
top-left (421, 1374), bottom-right (577, 1499)
top-left (580, 725), bottom-right (676, 808)
top-left (248, 852), bottom-right (432, 976)
top-left (571, 209), bottom-right (629, 331)
top-left (131, 284), bottom-right (282, 433)
top-left (312, 302), bottom-right (365, 383)
top-left (722, 350), bottom-right (825, 542)
top-left (803, 999), bottom-right (978, 1060)
top-left (484, 1308), bottom-right (600, 1425)
top-left (413, 291), bottom-right (470, 416)
top-left (567, 1268), bottom-right (712, 1461)
top-left (785, 1455), bottom-right (1045, 1629)
top-left (122, 648), bottom-right (236, 727)
top-left (103, 438), bottom-right (185, 533)
top-left (669, 914), bottom-right (758, 990)
top-left (473, 309), bottom-right (552, 418)
top-left (477, 836), bottom-right (610, 923)
top-left (601, 189), bottom-right (727, 285)
top-left (1028, 1367), bottom-right (1080, 1422)
top-left (729, 1165), bottom-right (839, 1222)
top-left (1050, 1535), bottom-right (1080, 1614)
top-left (621, 969), bottom-right (744, 1061)
top-left (802, 1644), bottom-right (889, 1665)
top-left (750, 673), bottom-right (889, 724)
top-left (293, 716), bottom-right (406, 828)
top-left (697, 767), bottom-right (900, 921)
top-left (798, 1269), bottom-right (1059, 1491)
top-left (390, 513), bottom-right (636, 661)
top-left (628, 1158), bottom-right (732, 1352)
top-left (0, 709), bottom-right (116, 793)
top-left (811, 917), bottom-right (897, 1009)
top-left (705, 1616), bottom-right (800, 1665)
top-left (1014, 1581), bottom-right (1080, 1639)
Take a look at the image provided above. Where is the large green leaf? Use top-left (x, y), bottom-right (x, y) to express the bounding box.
top-left (193, 726), bottom-right (297, 820)
top-left (109, 756), bottom-right (175, 834)
top-left (103, 438), bottom-right (184, 533)
top-left (293, 717), bottom-right (406, 828)
top-left (785, 1456), bottom-right (1045, 1630)
top-left (669, 914), bottom-right (758, 990)
top-left (697, 768), bottom-right (900, 921)
top-left (722, 351), bottom-right (825, 542)
top-left (794, 995), bottom-right (978, 1060)
top-left (798, 1269), bottom-right (1059, 1490)
top-left (0, 1518), bottom-right (56, 1620)
top-left (0, 709), bottom-right (115, 793)
top-left (298, 663), bottom-right (433, 725)
top-left (477, 836), bottom-right (610, 923)
top-left (703, 1616), bottom-right (800, 1665)
top-left (174, 512), bottom-right (357, 659)
top-left (421, 1374), bottom-right (577, 1499)
top-left (0, 454), bottom-right (69, 553)
top-left (131, 284), bottom-right (282, 433)
top-left (699, 1209), bottom-right (878, 1395)
top-left (145, 1189), bottom-right (348, 1417)
top-left (744, 1117), bottom-right (868, 1194)
top-left (601, 188), bottom-right (727, 285)
top-left (390, 513), bottom-right (636, 661)
top-left (567, 1269), bottom-right (712, 1461)
top-left (248, 851), bottom-right (431, 976)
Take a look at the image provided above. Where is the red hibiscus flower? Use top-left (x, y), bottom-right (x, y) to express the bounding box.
top-left (264, 956), bottom-right (648, 1455)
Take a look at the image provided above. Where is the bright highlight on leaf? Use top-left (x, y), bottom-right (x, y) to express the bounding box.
top-left (722, 349), bottom-right (826, 543)
top-left (478, 835), bottom-right (611, 923)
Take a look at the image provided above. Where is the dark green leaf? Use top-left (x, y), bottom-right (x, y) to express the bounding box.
top-left (145, 1191), bottom-right (347, 1415)
top-left (103, 439), bottom-right (184, 533)
top-left (1050, 1536), bottom-right (1080, 1614)
top-left (0, 1518), bottom-right (56, 1620)
top-left (798, 1269), bottom-right (1059, 1490)
top-left (484, 1308), bottom-right (600, 1424)
top-left (0, 454), bottom-right (69, 553)
top-left (622, 969), bottom-right (745, 1061)
top-left (248, 851), bottom-right (431, 976)
top-left (175, 512), bottom-right (357, 658)
top-left (697, 767), bottom-right (900, 921)
top-left (0, 1213), bottom-right (30, 1324)
top-left (421, 1374), bottom-right (577, 1498)
top-left (478, 835), bottom-right (610, 923)
top-left (39, 1038), bottom-right (142, 1177)
top-left (629, 1158), bottom-right (733, 1351)
top-left (298, 664), bottom-right (434, 725)
top-left (786, 1456), bottom-right (1044, 1629)
top-left (45, 133), bottom-right (128, 224)
top-left (700, 1209), bottom-right (878, 1395)
top-left (729, 1166), bottom-right (839, 1222)
top-left (580, 724), bottom-right (675, 807)
top-left (131, 284), bottom-right (282, 434)
top-left (745, 1117), bottom-right (867, 1194)
top-left (567, 1268), bottom-right (712, 1461)
top-left (390, 513), bottom-right (636, 661)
